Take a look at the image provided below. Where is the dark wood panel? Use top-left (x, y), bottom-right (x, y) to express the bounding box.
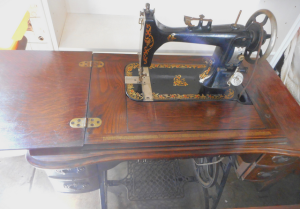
top-left (17, 53), bottom-right (300, 171)
top-left (85, 54), bottom-right (136, 140)
top-left (87, 128), bottom-right (285, 145)
top-left (127, 99), bottom-right (265, 132)
top-left (85, 54), bottom-right (285, 145)
top-left (0, 51), bottom-right (299, 171)
top-left (27, 145), bottom-right (300, 169)
top-left (242, 61), bottom-right (300, 148)
top-left (0, 51), bottom-right (92, 149)
top-left (29, 143), bottom-right (291, 164)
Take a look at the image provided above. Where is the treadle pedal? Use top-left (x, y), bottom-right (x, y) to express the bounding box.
top-left (109, 159), bottom-right (194, 201)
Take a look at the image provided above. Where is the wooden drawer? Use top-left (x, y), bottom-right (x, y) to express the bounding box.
top-left (235, 154), bottom-right (299, 191)
top-left (256, 154), bottom-right (298, 166)
top-left (242, 165), bottom-right (282, 181)
top-left (49, 175), bottom-right (100, 193)
top-left (241, 162), bottom-right (299, 182)
top-left (46, 164), bottom-right (98, 179)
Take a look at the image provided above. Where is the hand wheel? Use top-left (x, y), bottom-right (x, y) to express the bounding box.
top-left (244, 9), bottom-right (277, 64)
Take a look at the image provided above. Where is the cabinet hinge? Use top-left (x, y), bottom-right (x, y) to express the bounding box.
top-left (70, 118), bottom-right (102, 128)
top-left (79, 61), bottom-right (104, 68)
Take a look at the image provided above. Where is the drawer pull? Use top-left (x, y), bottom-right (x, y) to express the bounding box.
top-left (63, 182), bottom-right (90, 191)
top-left (257, 171), bottom-right (278, 178)
top-left (271, 155), bottom-right (292, 164)
top-left (56, 167), bottom-right (86, 175)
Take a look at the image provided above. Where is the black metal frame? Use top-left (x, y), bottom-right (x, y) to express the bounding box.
top-left (202, 160), bottom-right (232, 209)
top-left (99, 170), bottom-right (108, 209)
top-left (139, 6), bottom-right (273, 89)
top-left (98, 157), bottom-right (233, 209)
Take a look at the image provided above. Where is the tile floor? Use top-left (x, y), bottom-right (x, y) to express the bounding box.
top-left (0, 155), bottom-right (299, 209)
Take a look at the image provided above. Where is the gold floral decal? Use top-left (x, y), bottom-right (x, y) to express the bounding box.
top-left (127, 84), bottom-right (143, 100)
top-left (152, 88), bottom-right (234, 100)
top-left (199, 67), bottom-right (211, 80)
top-left (149, 63), bottom-right (206, 69)
top-left (143, 24), bottom-right (154, 64)
top-left (224, 89), bottom-right (234, 99)
top-left (125, 62), bottom-right (234, 101)
top-left (167, 33), bottom-right (176, 41)
top-left (125, 63), bottom-right (139, 76)
top-left (199, 59), bottom-right (213, 81)
top-left (152, 93), bottom-right (223, 100)
top-left (125, 63), bottom-right (143, 100)
top-left (173, 75), bottom-right (188, 86)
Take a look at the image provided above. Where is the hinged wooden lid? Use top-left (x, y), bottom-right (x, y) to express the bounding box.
top-left (0, 51), bottom-right (93, 149)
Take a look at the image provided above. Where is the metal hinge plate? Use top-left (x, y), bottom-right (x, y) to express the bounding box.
top-left (125, 76), bottom-right (141, 84)
top-left (141, 67), bottom-right (153, 101)
top-left (70, 118), bottom-right (102, 128)
top-left (79, 61), bottom-right (104, 68)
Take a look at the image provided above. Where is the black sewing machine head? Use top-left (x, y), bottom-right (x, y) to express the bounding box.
top-left (125, 3), bottom-right (277, 102)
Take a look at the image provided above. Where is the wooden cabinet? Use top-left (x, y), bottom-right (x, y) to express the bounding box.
top-left (1, 51), bottom-right (300, 176)
top-left (234, 154), bottom-right (299, 191)
top-left (45, 164), bottom-right (100, 193)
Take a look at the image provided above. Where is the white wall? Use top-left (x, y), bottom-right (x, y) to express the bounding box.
top-left (42, 0), bottom-right (67, 50)
top-left (62, 0), bottom-right (261, 54)
top-left (46, 0), bottom-right (300, 66)
top-left (64, 0), bottom-right (260, 20)
top-left (259, 0), bottom-right (300, 66)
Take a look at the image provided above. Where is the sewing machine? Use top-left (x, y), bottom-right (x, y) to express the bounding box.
top-left (3, 3), bottom-right (300, 209)
top-left (125, 3), bottom-right (277, 102)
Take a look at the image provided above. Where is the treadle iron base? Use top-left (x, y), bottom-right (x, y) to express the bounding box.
top-left (107, 159), bottom-right (195, 201)
top-left (102, 159), bottom-right (233, 209)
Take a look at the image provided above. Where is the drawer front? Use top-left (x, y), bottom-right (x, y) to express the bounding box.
top-left (46, 164), bottom-right (98, 179)
top-left (242, 165), bottom-right (283, 181)
top-left (49, 175), bottom-right (100, 193)
top-left (257, 154), bottom-right (298, 166)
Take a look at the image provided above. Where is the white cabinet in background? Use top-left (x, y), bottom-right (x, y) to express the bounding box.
top-left (25, 1), bottom-right (54, 50)
top-left (38, 0), bottom-right (300, 67)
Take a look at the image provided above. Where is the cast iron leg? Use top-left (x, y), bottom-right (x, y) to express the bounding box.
top-left (99, 170), bottom-right (107, 209)
top-left (203, 160), bottom-right (232, 209)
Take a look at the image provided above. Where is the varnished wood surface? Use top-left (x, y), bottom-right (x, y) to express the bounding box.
top-left (127, 99), bottom-right (265, 132)
top-left (85, 54), bottom-right (285, 145)
top-left (243, 60), bottom-right (300, 149)
top-left (25, 53), bottom-right (300, 169)
top-left (86, 54), bottom-right (135, 137)
top-left (27, 145), bottom-right (300, 169)
top-left (29, 142), bottom-right (291, 163)
top-left (0, 52), bottom-right (299, 169)
top-left (33, 53), bottom-right (297, 169)
top-left (0, 51), bottom-right (92, 149)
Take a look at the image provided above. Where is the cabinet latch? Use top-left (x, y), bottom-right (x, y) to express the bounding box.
top-left (70, 118), bottom-right (102, 128)
top-left (79, 61), bottom-right (104, 68)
